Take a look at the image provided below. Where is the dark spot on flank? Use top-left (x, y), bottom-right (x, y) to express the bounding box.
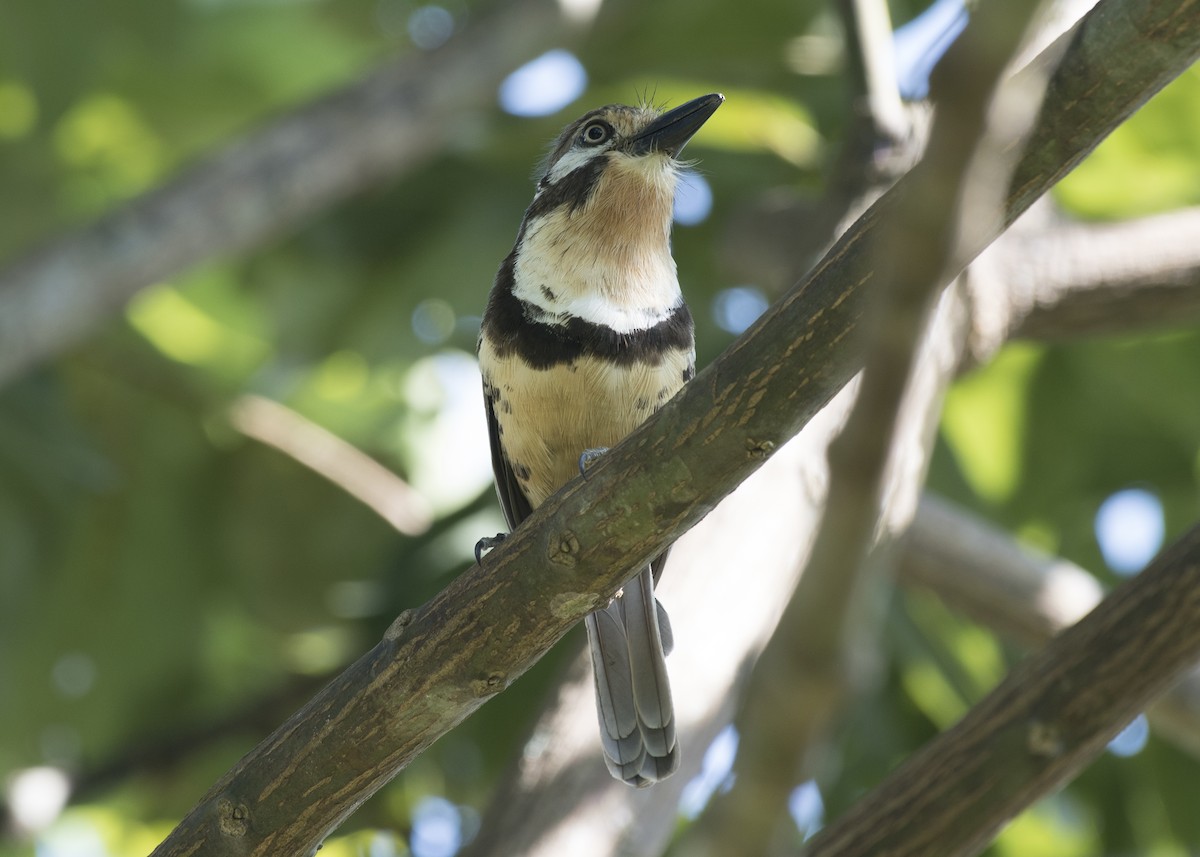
top-left (514, 463), bottom-right (531, 481)
top-left (541, 286), bottom-right (557, 302)
top-left (682, 365), bottom-right (695, 382)
top-left (657, 387), bottom-right (671, 402)
top-left (635, 397), bottom-right (649, 411)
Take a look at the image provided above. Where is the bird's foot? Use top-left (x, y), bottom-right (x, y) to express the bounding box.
top-left (578, 447), bottom-right (610, 477)
top-left (475, 532), bottom-right (508, 564)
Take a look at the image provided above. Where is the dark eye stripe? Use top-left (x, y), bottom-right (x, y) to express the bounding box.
top-left (522, 155), bottom-right (607, 229)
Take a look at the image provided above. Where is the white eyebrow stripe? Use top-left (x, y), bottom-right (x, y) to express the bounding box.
top-left (542, 146), bottom-right (604, 188)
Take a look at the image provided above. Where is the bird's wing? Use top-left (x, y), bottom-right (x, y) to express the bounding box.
top-left (484, 384), bottom-right (533, 531)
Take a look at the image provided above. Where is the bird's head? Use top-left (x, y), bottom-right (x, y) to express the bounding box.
top-left (538, 93), bottom-right (724, 189)
top-left (510, 93), bottom-right (722, 317)
top-left (519, 94), bottom-right (723, 249)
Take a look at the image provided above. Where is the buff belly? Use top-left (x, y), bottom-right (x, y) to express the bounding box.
top-left (481, 342), bottom-right (692, 509)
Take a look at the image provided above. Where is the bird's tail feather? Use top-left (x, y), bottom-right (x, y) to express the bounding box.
top-left (586, 566), bottom-right (679, 787)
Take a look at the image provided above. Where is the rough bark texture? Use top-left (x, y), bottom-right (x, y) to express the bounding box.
top-left (149, 0), bottom-right (1200, 853)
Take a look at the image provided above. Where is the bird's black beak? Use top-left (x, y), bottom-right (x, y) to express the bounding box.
top-left (630, 93), bottom-right (724, 158)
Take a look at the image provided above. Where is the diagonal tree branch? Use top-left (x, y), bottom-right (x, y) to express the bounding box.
top-left (998, 206), bottom-right (1200, 342)
top-left (228, 394), bottom-right (434, 536)
top-left (805, 519), bottom-right (1200, 857)
top-left (690, 1), bottom-right (1054, 852)
top-left (838, 0), bottom-right (909, 143)
top-left (460, 395), bottom-right (857, 857)
top-left (899, 494), bottom-right (1200, 760)
top-left (0, 0), bottom-right (585, 388)
top-left (150, 1), bottom-right (1200, 853)
top-left (464, 212), bottom-right (1200, 856)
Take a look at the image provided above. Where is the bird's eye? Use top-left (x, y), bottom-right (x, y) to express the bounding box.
top-left (580, 122), bottom-right (611, 146)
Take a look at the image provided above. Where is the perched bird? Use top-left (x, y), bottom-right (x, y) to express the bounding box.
top-left (477, 93), bottom-right (723, 786)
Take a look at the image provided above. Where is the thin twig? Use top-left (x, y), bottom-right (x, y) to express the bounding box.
top-left (228, 394), bottom-right (432, 536)
top-left (838, 0), bottom-right (909, 143)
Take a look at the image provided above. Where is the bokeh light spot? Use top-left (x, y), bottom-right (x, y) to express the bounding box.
top-left (51, 652), bottom-right (96, 699)
top-left (6, 767), bottom-right (70, 833)
top-left (39, 725), bottom-right (83, 767)
top-left (893, 0), bottom-right (968, 100)
top-left (1094, 488), bottom-right (1164, 576)
top-left (411, 796), bottom-right (462, 857)
top-left (789, 779), bottom-right (825, 838)
top-left (1108, 713), bottom-right (1149, 757)
top-left (407, 5), bottom-right (454, 50)
top-left (499, 50), bottom-right (587, 117)
top-left (673, 169), bottom-right (712, 225)
top-left (53, 93), bottom-right (165, 195)
top-left (30, 815), bottom-right (106, 857)
top-left (412, 298), bottom-right (458, 345)
top-left (712, 286), bottom-right (769, 335)
top-left (283, 627), bottom-right (354, 675)
top-left (312, 350), bottom-right (369, 402)
top-left (679, 724), bottom-right (739, 818)
top-left (127, 284), bottom-right (268, 374)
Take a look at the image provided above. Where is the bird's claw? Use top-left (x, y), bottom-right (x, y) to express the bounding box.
top-left (578, 447), bottom-right (610, 477)
top-left (475, 533), bottom-right (508, 564)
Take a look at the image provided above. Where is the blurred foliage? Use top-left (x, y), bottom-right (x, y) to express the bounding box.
top-left (1, 0), bottom-right (1199, 855)
top-left (1056, 65), bottom-right (1200, 219)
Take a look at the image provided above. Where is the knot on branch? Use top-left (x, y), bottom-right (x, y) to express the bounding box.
top-left (745, 437), bottom-right (776, 459)
top-left (217, 797), bottom-right (250, 837)
top-left (472, 671), bottom-right (508, 697)
top-left (548, 531), bottom-right (581, 566)
top-left (384, 609), bottom-right (416, 641)
top-left (1027, 719), bottom-right (1065, 758)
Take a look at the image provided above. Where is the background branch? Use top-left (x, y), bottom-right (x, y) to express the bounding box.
top-left (804, 520), bottom-right (1200, 857)
top-left (900, 494), bottom-right (1200, 760)
top-left (0, 0), bottom-right (583, 388)
top-left (693, 0), bottom-right (1051, 851)
top-left (1001, 206), bottom-right (1200, 342)
top-left (838, 0), bottom-right (908, 143)
top-left (228, 394), bottom-right (433, 536)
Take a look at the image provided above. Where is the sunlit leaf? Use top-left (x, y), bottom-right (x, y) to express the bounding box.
top-left (941, 343), bottom-right (1043, 505)
top-left (1056, 67), bottom-right (1200, 218)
